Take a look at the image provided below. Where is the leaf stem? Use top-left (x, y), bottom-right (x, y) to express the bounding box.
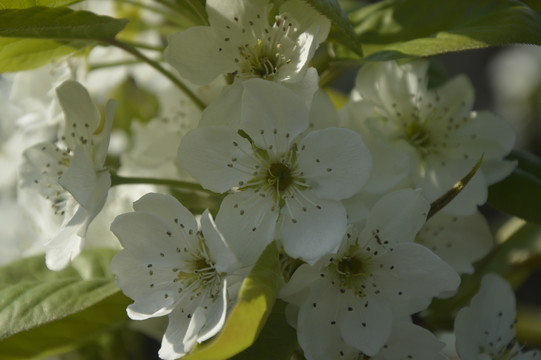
top-left (101, 38), bottom-right (206, 110)
top-left (110, 174), bottom-right (212, 193)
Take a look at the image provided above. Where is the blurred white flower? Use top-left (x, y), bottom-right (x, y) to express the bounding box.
top-left (19, 80), bottom-right (117, 270)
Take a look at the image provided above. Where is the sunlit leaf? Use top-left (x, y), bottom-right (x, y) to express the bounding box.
top-left (0, 248), bottom-right (120, 339)
top-left (0, 7), bottom-right (128, 71)
top-left (183, 241), bottom-right (282, 360)
top-left (0, 292), bottom-right (131, 360)
top-left (350, 0), bottom-right (541, 60)
top-left (0, 0), bottom-right (81, 8)
top-left (231, 300), bottom-right (297, 360)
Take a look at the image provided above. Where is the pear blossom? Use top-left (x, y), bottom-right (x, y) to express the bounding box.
top-left (18, 80), bottom-right (117, 270)
top-left (371, 321), bottom-right (447, 360)
top-left (416, 211), bottom-right (493, 274)
top-left (341, 60), bottom-right (516, 215)
top-left (280, 189), bottom-right (460, 359)
top-left (455, 274), bottom-right (540, 360)
top-left (178, 79), bottom-right (371, 265)
top-left (165, 0), bottom-right (330, 104)
top-left (110, 193), bottom-right (241, 360)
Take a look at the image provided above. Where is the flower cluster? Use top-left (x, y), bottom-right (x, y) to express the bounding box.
top-left (2, 0), bottom-right (539, 360)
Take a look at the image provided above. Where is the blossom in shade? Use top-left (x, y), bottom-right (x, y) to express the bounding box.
top-left (455, 274), bottom-right (540, 360)
top-left (19, 80), bottom-right (116, 270)
top-left (281, 189), bottom-right (460, 359)
top-left (341, 60), bottom-right (516, 215)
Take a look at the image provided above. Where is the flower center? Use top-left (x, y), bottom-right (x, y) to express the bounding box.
top-left (337, 256), bottom-right (365, 276)
top-left (239, 40), bottom-right (280, 79)
top-left (406, 122), bottom-right (430, 148)
top-left (328, 251), bottom-right (372, 293)
top-left (267, 162), bottom-right (293, 192)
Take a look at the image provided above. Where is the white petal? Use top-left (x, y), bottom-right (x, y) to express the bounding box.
top-left (241, 79), bottom-right (308, 156)
top-left (195, 280), bottom-right (228, 343)
top-left (216, 190), bottom-right (279, 265)
top-left (297, 127), bottom-right (371, 200)
top-left (417, 211), bottom-right (493, 274)
top-left (307, 88), bottom-right (339, 129)
top-left (133, 193), bottom-right (198, 236)
top-left (198, 81), bottom-right (244, 128)
top-left (279, 0), bottom-right (330, 45)
top-left (178, 126), bottom-right (258, 193)
top-left (373, 321), bottom-right (445, 360)
top-left (361, 189), bottom-right (429, 246)
top-left (110, 251), bottom-right (177, 320)
top-left (110, 212), bottom-right (185, 267)
top-left (58, 144), bottom-right (97, 209)
top-left (158, 307), bottom-right (194, 360)
top-left (165, 27), bottom-right (235, 85)
top-left (451, 111), bottom-right (516, 162)
top-left (297, 281), bottom-right (347, 360)
top-left (44, 210), bottom-right (85, 271)
top-left (200, 210), bottom-right (239, 273)
top-left (282, 67), bottom-right (320, 108)
top-left (340, 295), bottom-right (392, 356)
top-left (206, 0), bottom-right (269, 31)
top-left (374, 243), bottom-right (460, 315)
top-left (422, 75), bottom-right (474, 131)
top-left (56, 80), bottom-right (101, 152)
top-left (455, 274), bottom-right (517, 359)
top-left (280, 191), bottom-right (346, 263)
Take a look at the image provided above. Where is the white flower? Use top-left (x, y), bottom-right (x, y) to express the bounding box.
top-left (178, 79), bottom-right (371, 265)
top-left (19, 80), bottom-right (117, 270)
top-left (281, 189), bottom-right (460, 359)
top-left (455, 274), bottom-right (540, 360)
top-left (164, 0), bottom-right (329, 104)
top-left (372, 321), bottom-right (447, 360)
top-left (416, 211), bottom-right (493, 274)
top-left (109, 193), bottom-right (241, 360)
top-left (341, 60), bottom-right (516, 215)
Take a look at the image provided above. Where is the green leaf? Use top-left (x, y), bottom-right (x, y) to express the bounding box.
top-left (0, 292), bottom-right (131, 360)
top-left (231, 300), bottom-right (297, 360)
top-left (0, 7), bottom-right (128, 71)
top-left (110, 76), bottom-right (161, 133)
top-left (303, 0), bottom-right (363, 56)
top-left (351, 0), bottom-right (541, 60)
top-left (0, 248), bottom-right (120, 340)
top-left (0, 0), bottom-right (81, 8)
top-left (184, 241), bottom-right (282, 360)
top-left (488, 150), bottom-right (541, 225)
top-left (0, 7), bottom-right (128, 38)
